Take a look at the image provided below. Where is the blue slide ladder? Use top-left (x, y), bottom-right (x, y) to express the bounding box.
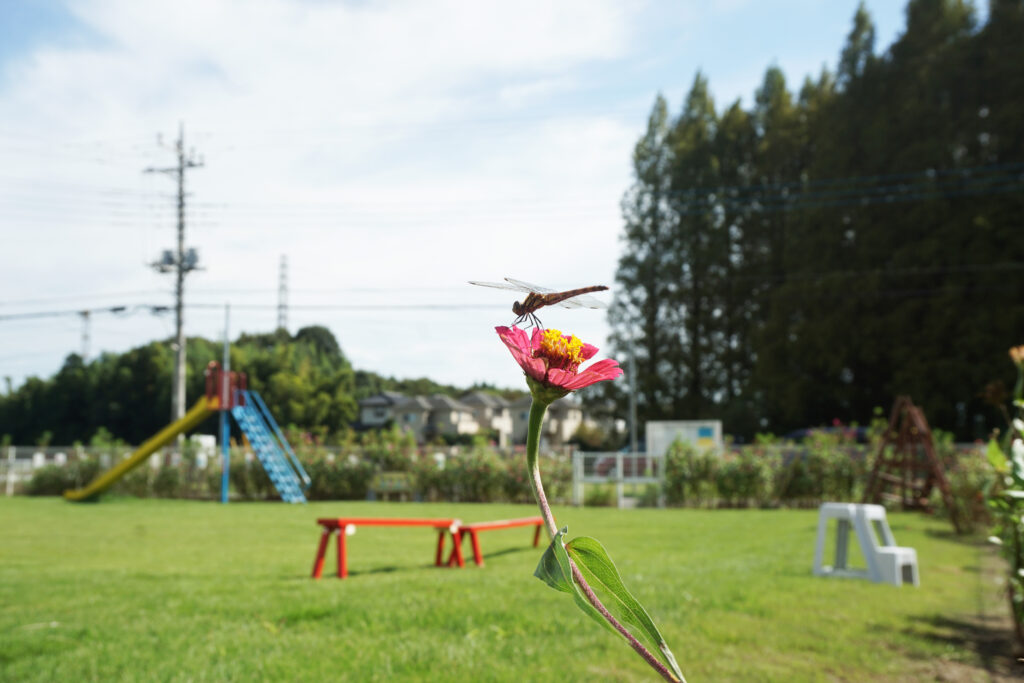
top-left (231, 389), bottom-right (306, 503)
top-left (249, 390), bottom-right (311, 490)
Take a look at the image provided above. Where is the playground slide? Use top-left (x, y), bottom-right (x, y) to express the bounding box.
top-left (63, 396), bottom-right (213, 502)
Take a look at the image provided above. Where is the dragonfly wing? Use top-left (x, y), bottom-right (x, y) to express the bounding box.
top-left (468, 280), bottom-right (532, 292)
top-left (503, 277), bottom-right (556, 294)
top-left (554, 293), bottom-right (607, 309)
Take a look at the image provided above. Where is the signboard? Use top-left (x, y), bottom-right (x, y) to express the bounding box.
top-left (645, 420), bottom-right (723, 458)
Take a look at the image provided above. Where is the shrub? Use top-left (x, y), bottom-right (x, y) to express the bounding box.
top-left (152, 466), bottom-right (181, 498)
top-left (664, 442), bottom-right (719, 507)
top-left (938, 446), bottom-right (993, 534)
top-left (304, 455), bottom-right (376, 500)
top-left (114, 465), bottom-right (152, 498)
top-left (584, 484), bottom-right (615, 507)
top-left (715, 452), bottom-right (773, 508)
top-left (228, 455), bottom-right (274, 500)
top-left (64, 457), bottom-right (101, 492)
top-left (540, 456), bottom-right (573, 504)
top-left (360, 427), bottom-right (417, 472)
top-left (500, 457), bottom-right (533, 503)
top-left (437, 448), bottom-right (503, 502)
top-left (26, 465), bottom-right (68, 496)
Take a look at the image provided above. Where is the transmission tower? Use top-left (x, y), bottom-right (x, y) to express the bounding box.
top-left (146, 122), bottom-right (204, 425)
top-left (277, 254), bottom-right (289, 333)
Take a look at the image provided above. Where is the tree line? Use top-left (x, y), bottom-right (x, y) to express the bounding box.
top-left (604, 0), bottom-right (1024, 440)
top-left (0, 326), bottom-right (484, 445)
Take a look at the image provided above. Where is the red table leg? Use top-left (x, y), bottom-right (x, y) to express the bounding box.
top-left (312, 528), bottom-right (331, 579)
top-left (533, 523), bottom-right (542, 547)
top-left (469, 530), bottom-right (484, 566)
top-left (451, 530), bottom-right (465, 568)
top-left (435, 529), bottom-right (446, 566)
top-left (338, 526), bottom-right (348, 579)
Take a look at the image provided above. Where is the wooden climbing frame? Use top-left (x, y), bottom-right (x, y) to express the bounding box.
top-left (862, 396), bottom-right (962, 533)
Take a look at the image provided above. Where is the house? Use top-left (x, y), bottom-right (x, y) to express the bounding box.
top-left (511, 396), bottom-right (533, 444)
top-left (510, 395), bottom-right (584, 447)
top-left (393, 395), bottom-right (432, 442)
top-left (546, 398), bottom-right (585, 445)
top-left (357, 391), bottom-right (406, 428)
top-left (359, 390), bottom-right (586, 447)
top-left (460, 392), bottom-right (513, 447)
top-left (427, 394), bottom-right (479, 439)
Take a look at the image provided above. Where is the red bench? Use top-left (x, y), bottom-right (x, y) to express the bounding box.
top-left (448, 516), bottom-right (545, 567)
top-left (311, 517), bottom-right (463, 579)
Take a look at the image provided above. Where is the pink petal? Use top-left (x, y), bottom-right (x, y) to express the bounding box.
top-left (529, 327), bottom-right (546, 351)
top-left (561, 359), bottom-right (623, 390)
top-left (544, 367), bottom-right (576, 390)
top-left (496, 326), bottom-right (548, 382)
top-left (579, 343), bottom-right (599, 361)
top-left (496, 325), bottom-right (530, 351)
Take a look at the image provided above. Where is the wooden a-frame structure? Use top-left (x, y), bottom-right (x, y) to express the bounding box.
top-left (862, 396), bottom-right (962, 533)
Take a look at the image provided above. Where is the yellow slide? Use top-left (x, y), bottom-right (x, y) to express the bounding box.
top-left (64, 396), bottom-right (214, 502)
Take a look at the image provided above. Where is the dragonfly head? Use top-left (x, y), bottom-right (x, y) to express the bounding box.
top-left (512, 300), bottom-right (524, 316)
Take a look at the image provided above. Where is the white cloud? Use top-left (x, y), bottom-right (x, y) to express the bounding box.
top-left (0, 0), bottom-right (640, 388)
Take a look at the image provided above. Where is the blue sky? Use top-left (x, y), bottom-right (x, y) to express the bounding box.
top-left (0, 0), bottom-right (987, 397)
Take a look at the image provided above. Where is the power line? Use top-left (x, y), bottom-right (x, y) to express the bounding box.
top-left (0, 305), bottom-right (169, 322)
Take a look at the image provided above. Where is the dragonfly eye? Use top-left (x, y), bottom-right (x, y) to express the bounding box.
top-left (512, 301), bottom-right (523, 315)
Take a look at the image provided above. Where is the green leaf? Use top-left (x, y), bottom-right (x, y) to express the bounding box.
top-left (534, 527), bottom-right (616, 636)
top-left (567, 536), bottom-right (685, 682)
top-left (534, 526), bottom-right (573, 593)
top-left (988, 439), bottom-right (1009, 472)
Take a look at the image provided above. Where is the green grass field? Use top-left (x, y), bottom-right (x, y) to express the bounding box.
top-left (0, 497), bottom-right (1015, 681)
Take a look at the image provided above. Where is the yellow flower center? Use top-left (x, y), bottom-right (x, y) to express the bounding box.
top-left (537, 328), bottom-right (584, 370)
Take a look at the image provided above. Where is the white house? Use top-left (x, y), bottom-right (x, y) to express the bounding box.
top-left (461, 392), bottom-right (514, 447)
top-left (427, 394), bottom-right (479, 438)
top-left (510, 395), bottom-right (584, 447)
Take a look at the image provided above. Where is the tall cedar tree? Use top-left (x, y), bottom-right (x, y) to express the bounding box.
top-left (609, 0), bottom-right (1024, 439)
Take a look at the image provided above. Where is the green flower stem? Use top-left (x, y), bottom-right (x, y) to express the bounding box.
top-left (526, 399), bottom-right (681, 683)
top-left (527, 400), bottom-right (559, 539)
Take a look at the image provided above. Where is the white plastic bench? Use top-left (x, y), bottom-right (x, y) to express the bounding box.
top-left (813, 502), bottom-right (919, 587)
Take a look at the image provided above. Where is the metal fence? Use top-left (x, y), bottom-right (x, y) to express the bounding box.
top-left (1, 441), bottom-right (574, 496)
top-left (572, 451), bottom-right (664, 508)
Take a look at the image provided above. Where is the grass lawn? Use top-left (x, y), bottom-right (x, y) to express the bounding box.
top-left (0, 497), bottom-right (1016, 681)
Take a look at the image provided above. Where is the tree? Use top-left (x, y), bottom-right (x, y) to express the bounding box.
top-left (609, 0), bottom-right (1024, 439)
top-left (609, 93), bottom-right (680, 422)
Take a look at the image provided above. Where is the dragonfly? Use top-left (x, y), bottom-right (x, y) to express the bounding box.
top-left (469, 277), bottom-right (608, 328)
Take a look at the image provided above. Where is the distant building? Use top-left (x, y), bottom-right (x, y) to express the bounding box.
top-left (427, 394), bottom-right (479, 439)
top-left (510, 394), bottom-right (584, 447)
top-left (357, 391), bottom-right (406, 428)
top-left (358, 390), bottom-right (587, 446)
top-left (461, 392), bottom-right (513, 447)
top-left (394, 395), bottom-right (432, 441)
top-left (510, 396), bottom-right (533, 444)
top-left (546, 397), bottom-right (584, 446)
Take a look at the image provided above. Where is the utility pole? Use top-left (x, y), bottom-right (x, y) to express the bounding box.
top-left (79, 310), bottom-right (90, 361)
top-left (220, 303), bottom-right (231, 504)
top-left (276, 254), bottom-right (288, 333)
top-left (629, 342), bottom-right (638, 456)
top-left (146, 122), bottom-right (204, 425)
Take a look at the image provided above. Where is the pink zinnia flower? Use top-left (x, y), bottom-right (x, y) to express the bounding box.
top-left (496, 325), bottom-right (622, 396)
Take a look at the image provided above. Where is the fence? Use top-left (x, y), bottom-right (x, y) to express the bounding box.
top-left (572, 451), bottom-right (664, 508)
top-left (1, 442), bottom-right (574, 498)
